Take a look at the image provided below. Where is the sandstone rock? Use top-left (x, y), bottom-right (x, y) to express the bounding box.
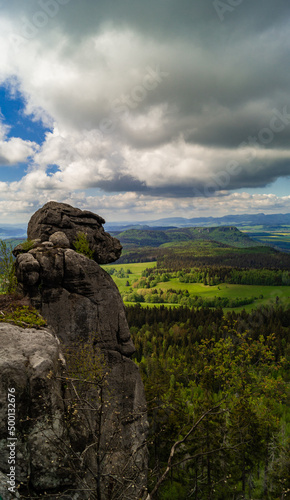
top-left (98, 350), bottom-right (148, 499)
top-left (49, 231), bottom-right (70, 248)
top-left (16, 247), bottom-right (135, 355)
top-left (0, 324), bottom-right (73, 499)
top-left (16, 253), bottom-right (40, 286)
top-left (11, 202), bottom-right (148, 499)
top-left (0, 323), bottom-right (148, 499)
top-left (41, 241), bottom-right (54, 248)
top-left (27, 201), bottom-right (122, 264)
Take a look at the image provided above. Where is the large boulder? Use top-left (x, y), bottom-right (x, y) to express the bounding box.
top-left (27, 201), bottom-right (122, 264)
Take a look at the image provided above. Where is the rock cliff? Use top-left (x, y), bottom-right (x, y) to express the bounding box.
top-left (0, 202), bottom-right (148, 499)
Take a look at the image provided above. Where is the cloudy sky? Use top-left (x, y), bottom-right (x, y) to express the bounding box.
top-left (0, 0), bottom-right (290, 223)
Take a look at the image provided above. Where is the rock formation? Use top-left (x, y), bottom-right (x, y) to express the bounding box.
top-left (15, 246), bottom-right (135, 355)
top-left (0, 325), bottom-right (70, 500)
top-left (0, 202), bottom-right (148, 499)
top-left (25, 201), bottom-right (122, 264)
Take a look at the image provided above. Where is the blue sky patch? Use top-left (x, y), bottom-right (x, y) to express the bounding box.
top-left (235, 177), bottom-right (290, 197)
top-left (0, 163), bottom-right (27, 182)
top-left (0, 84), bottom-right (52, 145)
top-left (47, 164), bottom-right (60, 176)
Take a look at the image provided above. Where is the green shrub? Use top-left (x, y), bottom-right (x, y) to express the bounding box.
top-left (65, 337), bottom-right (106, 383)
top-left (63, 335), bottom-right (107, 402)
top-left (73, 232), bottom-right (94, 259)
top-left (21, 239), bottom-right (35, 251)
top-left (0, 239), bottom-right (17, 293)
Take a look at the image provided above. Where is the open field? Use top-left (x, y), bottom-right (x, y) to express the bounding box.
top-left (102, 261), bottom-right (290, 312)
top-left (103, 262), bottom-right (156, 289)
top-left (242, 225), bottom-right (290, 252)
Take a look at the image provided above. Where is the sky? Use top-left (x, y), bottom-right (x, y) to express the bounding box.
top-left (0, 0), bottom-right (290, 224)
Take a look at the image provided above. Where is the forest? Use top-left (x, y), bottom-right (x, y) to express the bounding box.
top-left (116, 238), bottom-right (290, 268)
top-left (103, 231), bottom-right (290, 499)
top-left (126, 304), bottom-right (290, 499)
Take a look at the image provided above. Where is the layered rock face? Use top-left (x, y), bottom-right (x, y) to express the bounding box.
top-left (0, 202), bottom-right (148, 499)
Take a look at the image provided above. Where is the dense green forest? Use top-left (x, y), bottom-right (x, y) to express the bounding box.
top-left (126, 304), bottom-right (290, 500)
top-left (105, 229), bottom-right (290, 498)
top-left (156, 244), bottom-right (290, 271)
top-left (117, 238), bottom-right (290, 268)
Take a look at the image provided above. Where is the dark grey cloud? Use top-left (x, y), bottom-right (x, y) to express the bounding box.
top-left (2, 0), bottom-right (290, 205)
top-left (224, 159), bottom-right (290, 190)
top-left (97, 174), bottom-right (147, 193)
top-left (7, 0), bottom-right (290, 145)
top-left (91, 155), bottom-right (290, 198)
top-left (24, 0), bottom-right (290, 45)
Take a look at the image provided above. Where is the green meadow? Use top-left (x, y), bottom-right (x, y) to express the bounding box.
top-left (102, 261), bottom-right (290, 312)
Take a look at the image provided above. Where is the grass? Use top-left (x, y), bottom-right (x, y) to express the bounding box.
top-left (102, 262), bottom-right (156, 292)
top-left (102, 261), bottom-right (290, 312)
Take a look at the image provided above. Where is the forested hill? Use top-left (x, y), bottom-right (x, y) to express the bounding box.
top-left (112, 225), bottom-right (259, 249)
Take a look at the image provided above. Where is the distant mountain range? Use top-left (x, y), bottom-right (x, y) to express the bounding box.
top-left (112, 226), bottom-right (259, 249)
top-left (0, 224), bottom-right (27, 239)
top-left (1, 212), bottom-right (290, 238)
top-left (105, 212), bottom-right (290, 231)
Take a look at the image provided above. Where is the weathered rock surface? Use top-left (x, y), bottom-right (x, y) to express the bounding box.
top-left (26, 201), bottom-right (122, 264)
top-left (0, 324), bottom-right (71, 499)
top-left (4, 202), bottom-right (148, 499)
top-left (0, 324), bottom-right (148, 499)
top-left (16, 247), bottom-right (135, 355)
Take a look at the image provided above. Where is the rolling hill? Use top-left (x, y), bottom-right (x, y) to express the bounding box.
top-left (112, 226), bottom-right (260, 249)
